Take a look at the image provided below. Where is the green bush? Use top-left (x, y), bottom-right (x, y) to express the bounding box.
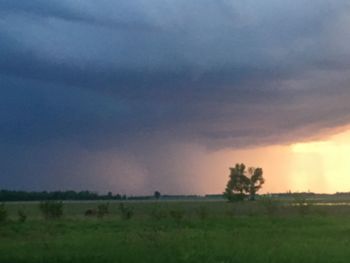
top-left (119, 203), bottom-right (133, 220)
top-left (260, 196), bottom-right (280, 216)
top-left (293, 194), bottom-right (311, 216)
top-left (196, 205), bottom-right (208, 220)
top-left (0, 204), bottom-right (7, 222)
top-left (169, 208), bottom-right (185, 223)
top-left (150, 206), bottom-right (167, 221)
top-left (225, 192), bottom-right (246, 202)
top-left (84, 208), bottom-right (97, 217)
top-left (97, 203), bottom-right (110, 218)
top-left (39, 200), bottom-right (63, 220)
top-left (17, 210), bottom-right (27, 223)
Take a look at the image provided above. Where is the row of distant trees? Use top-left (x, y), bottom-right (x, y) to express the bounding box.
top-left (0, 190), bottom-right (128, 202)
top-left (1, 164), bottom-right (263, 202)
top-left (0, 189), bottom-right (215, 202)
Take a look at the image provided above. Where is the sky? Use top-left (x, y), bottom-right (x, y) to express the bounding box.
top-left (1, 0), bottom-right (350, 194)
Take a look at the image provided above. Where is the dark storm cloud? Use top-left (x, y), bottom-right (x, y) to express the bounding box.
top-left (1, 0), bottom-right (350, 192)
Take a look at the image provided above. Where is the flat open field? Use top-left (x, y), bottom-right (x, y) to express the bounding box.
top-left (2, 200), bottom-right (350, 263)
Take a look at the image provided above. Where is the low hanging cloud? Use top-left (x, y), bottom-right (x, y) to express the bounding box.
top-left (1, 0), bottom-right (350, 193)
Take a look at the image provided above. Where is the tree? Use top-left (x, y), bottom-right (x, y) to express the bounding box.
top-left (154, 191), bottom-right (161, 200)
top-left (247, 167), bottom-right (265, 200)
top-left (224, 163), bottom-right (249, 201)
top-left (224, 163), bottom-right (265, 201)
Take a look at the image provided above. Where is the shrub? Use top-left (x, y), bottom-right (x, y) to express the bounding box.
top-left (119, 203), bottom-right (133, 220)
top-left (0, 204), bottom-right (7, 222)
top-left (169, 208), bottom-right (185, 223)
top-left (293, 194), bottom-right (311, 216)
top-left (17, 210), bottom-right (27, 223)
top-left (225, 192), bottom-right (246, 202)
top-left (97, 203), bottom-right (110, 218)
top-left (150, 206), bottom-right (167, 221)
top-left (39, 200), bottom-right (63, 220)
top-left (196, 205), bottom-right (208, 220)
top-left (260, 196), bottom-right (279, 217)
top-left (85, 209), bottom-right (97, 217)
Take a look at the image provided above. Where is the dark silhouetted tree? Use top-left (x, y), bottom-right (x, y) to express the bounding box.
top-left (154, 191), bottom-right (161, 200)
top-left (224, 163), bottom-right (249, 201)
top-left (224, 163), bottom-right (265, 201)
top-left (247, 167), bottom-right (265, 200)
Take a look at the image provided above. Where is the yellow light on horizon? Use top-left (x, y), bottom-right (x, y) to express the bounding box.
top-left (291, 141), bottom-right (335, 154)
top-left (290, 131), bottom-right (350, 193)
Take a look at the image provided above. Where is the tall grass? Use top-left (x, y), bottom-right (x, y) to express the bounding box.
top-left (39, 200), bottom-right (63, 220)
top-left (0, 204), bottom-right (7, 222)
top-left (2, 199), bottom-right (350, 262)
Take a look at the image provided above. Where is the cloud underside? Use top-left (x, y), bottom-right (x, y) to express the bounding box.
top-left (1, 0), bottom-right (350, 192)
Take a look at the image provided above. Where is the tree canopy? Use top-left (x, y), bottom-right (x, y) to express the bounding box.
top-left (224, 163), bottom-right (265, 201)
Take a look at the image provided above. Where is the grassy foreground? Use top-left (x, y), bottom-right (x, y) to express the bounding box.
top-left (2, 201), bottom-right (350, 263)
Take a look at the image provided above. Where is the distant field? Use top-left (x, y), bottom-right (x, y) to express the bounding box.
top-left (2, 200), bottom-right (350, 262)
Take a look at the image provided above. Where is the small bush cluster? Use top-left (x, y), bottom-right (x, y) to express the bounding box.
top-left (0, 204), bottom-right (7, 222)
top-left (169, 208), bottom-right (185, 223)
top-left (196, 205), bottom-right (208, 220)
top-left (39, 200), bottom-right (63, 220)
top-left (225, 193), bottom-right (246, 202)
top-left (97, 203), bottom-right (110, 218)
top-left (293, 195), bottom-right (311, 216)
top-left (84, 203), bottom-right (110, 218)
top-left (17, 210), bottom-right (27, 223)
top-left (260, 196), bottom-right (280, 216)
top-left (150, 206), bottom-right (167, 221)
top-left (85, 209), bottom-right (97, 217)
top-left (119, 203), bottom-right (133, 220)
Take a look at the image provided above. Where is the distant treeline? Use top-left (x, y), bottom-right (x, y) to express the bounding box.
top-left (128, 194), bottom-right (215, 200)
top-left (0, 190), bottom-right (224, 202)
top-left (4, 189), bottom-right (347, 202)
top-left (0, 190), bottom-right (127, 202)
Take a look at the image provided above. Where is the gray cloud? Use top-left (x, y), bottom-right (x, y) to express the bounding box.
top-left (1, 0), bottom-right (350, 193)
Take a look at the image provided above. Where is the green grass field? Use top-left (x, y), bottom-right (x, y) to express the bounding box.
top-left (2, 200), bottom-right (350, 263)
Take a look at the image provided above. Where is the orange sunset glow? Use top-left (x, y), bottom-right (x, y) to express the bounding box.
top-left (215, 128), bottom-right (350, 194)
